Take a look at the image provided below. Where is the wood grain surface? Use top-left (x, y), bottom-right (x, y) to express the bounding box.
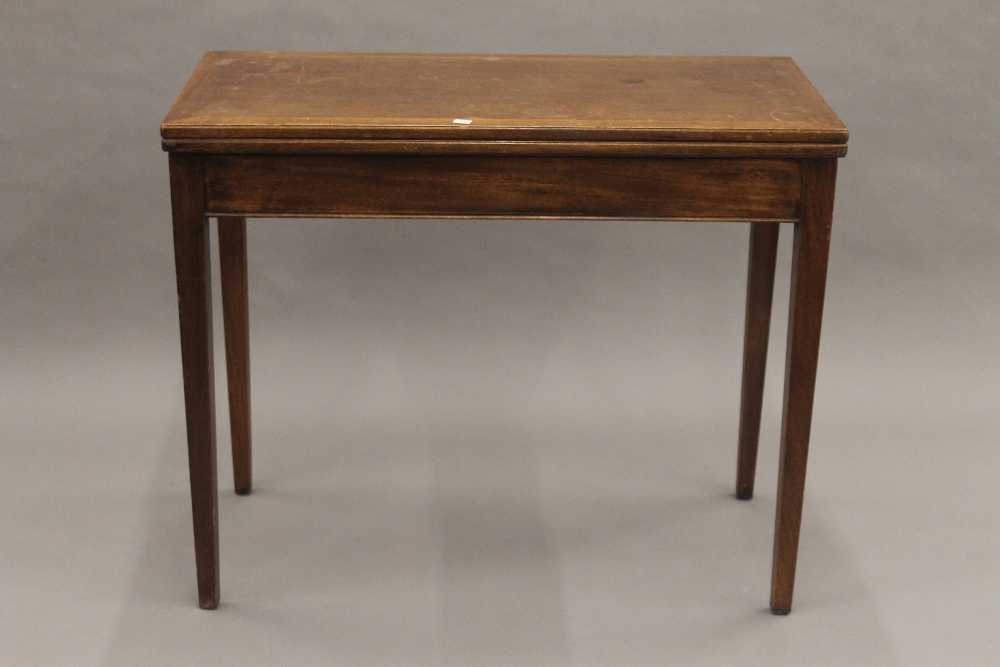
top-left (161, 52), bottom-right (847, 147)
top-left (203, 154), bottom-right (802, 220)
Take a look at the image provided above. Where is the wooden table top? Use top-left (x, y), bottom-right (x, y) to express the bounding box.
top-left (162, 52), bottom-right (847, 154)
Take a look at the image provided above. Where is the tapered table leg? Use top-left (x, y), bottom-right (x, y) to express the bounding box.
top-left (770, 159), bottom-right (837, 615)
top-left (170, 153), bottom-right (220, 610)
top-left (219, 216), bottom-right (252, 495)
top-left (736, 222), bottom-right (780, 500)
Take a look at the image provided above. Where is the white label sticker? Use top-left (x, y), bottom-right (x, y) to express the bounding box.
top-left (452, 118), bottom-right (473, 124)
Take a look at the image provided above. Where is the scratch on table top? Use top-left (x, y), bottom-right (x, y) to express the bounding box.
top-left (231, 70), bottom-right (348, 122)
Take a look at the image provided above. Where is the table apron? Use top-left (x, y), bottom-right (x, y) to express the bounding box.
top-left (201, 154), bottom-right (802, 221)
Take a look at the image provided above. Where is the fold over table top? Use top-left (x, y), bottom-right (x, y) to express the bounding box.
top-left (162, 52), bottom-right (847, 157)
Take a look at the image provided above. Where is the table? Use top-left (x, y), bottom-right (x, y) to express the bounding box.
top-left (162, 52), bottom-right (848, 614)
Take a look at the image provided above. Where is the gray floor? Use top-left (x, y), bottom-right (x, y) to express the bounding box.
top-left (2, 2), bottom-right (999, 665)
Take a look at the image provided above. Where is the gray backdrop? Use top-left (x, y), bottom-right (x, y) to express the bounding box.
top-left (1, 2), bottom-right (997, 665)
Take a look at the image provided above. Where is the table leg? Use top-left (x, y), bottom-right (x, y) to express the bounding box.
top-left (770, 159), bottom-right (837, 614)
top-left (219, 216), bottom-right (252, 495)
top-left (170, 154), bottom-right (220, 609)
top-left (736, 222), bottom-right (780, 500)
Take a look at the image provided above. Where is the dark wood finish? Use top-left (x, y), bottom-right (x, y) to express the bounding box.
top-left (736, 223), bottom-right (781, 500)
top-left (163, 52), bottom-right (847, 614)
top-left (163, 139), bottom-right (847, 158)
top-left (162, 52), bottom-right (847, 147)
top-left (204, 155), bottom-right (801, 221)
top-left (218, 216), bottom-right (252, 495)
top-left (770, 158), bottom-right (837, 614)
top-left (169, 153), bottom-right (220, 610)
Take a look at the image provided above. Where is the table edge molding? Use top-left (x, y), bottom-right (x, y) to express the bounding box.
top-left (162, 139), bottom-right (847, 158)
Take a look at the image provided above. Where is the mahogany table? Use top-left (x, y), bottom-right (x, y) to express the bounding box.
top-left (162, 52), bottom-right (848, 614)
